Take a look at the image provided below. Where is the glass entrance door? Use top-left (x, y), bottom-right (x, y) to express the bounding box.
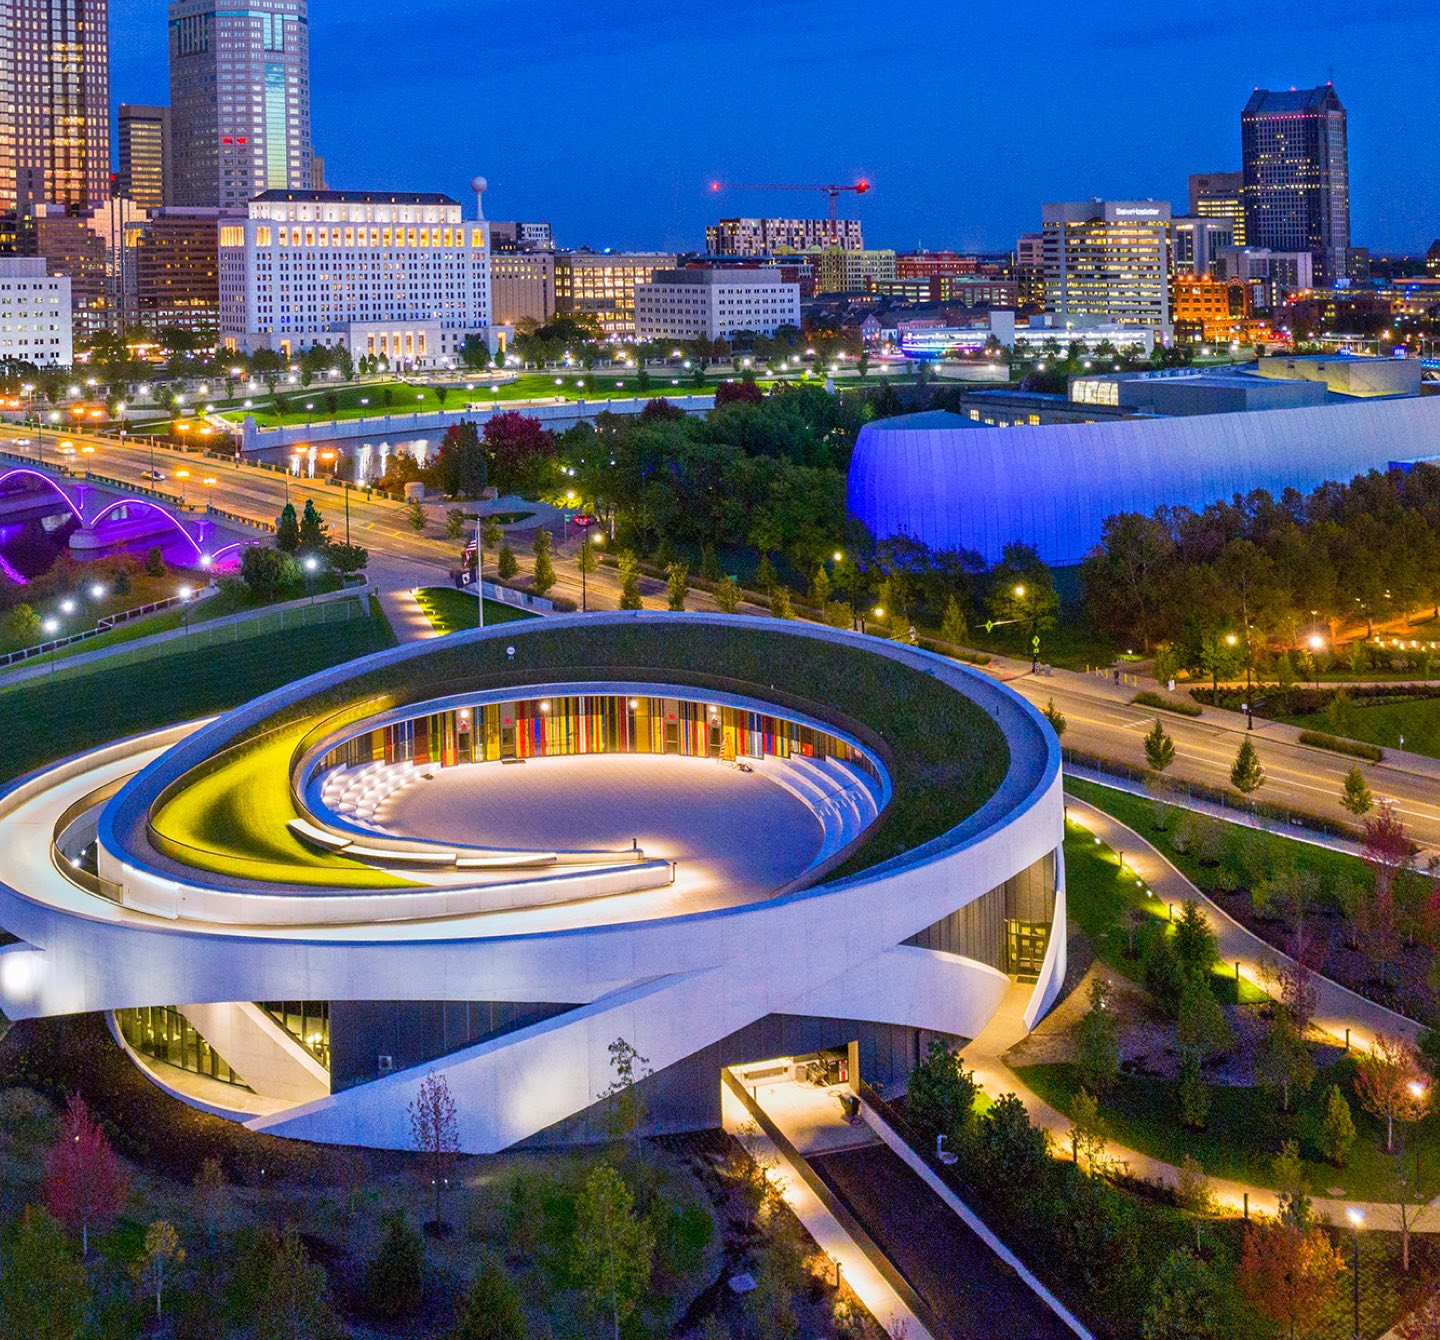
top-left (1006, 920), bottom-right (1050, 978)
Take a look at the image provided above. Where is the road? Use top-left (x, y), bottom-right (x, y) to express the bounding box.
top-left (9, 422), bottom-right (1440, 850)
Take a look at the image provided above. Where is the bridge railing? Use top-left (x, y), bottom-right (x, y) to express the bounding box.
top-left (0, 589), bottom-right (215, 668)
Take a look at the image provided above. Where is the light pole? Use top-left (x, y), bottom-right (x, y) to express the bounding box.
top-left (175, 468), bottom-right (190, 505)
top-left (303, 555), bottom-right (319, 604)
top-left (473, 514), bottom-right (485, 630)
top-left (1347, 1207), bottom-right (1363, 1340)
top-left (1015, 582), bottom-right (1040, 673)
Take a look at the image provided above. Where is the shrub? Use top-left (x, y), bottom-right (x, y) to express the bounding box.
top-left (364, 1211), bottom-right (424, 1321)
top-left (1298, 730), bottom-right (1383, 763)
top-left (1132, 691), bottom-right (1202, 717)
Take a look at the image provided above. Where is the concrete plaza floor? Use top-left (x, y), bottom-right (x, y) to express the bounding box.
top-left (378, 752), bottom-right (825, 905)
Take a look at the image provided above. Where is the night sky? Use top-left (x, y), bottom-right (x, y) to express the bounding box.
top-left (108, 0), bottom-right (1440, 256)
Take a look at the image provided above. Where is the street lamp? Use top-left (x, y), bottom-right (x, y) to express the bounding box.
top-left (174, 468), bottom-right (190, 504)
top-left (1015, 582), bottom-right (1041, 673)
top-left (303, 554), bottom-right (319, 603)
top-left (1347, 1207), bottom-right (1363, 1340)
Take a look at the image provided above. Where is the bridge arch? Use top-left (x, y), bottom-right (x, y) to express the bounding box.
top-left (0, 468), bottom-right (85, 524)
top-left (85, 498), bottom-right (204, 561)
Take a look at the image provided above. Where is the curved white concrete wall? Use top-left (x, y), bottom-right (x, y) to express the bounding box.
top-left (0, 614), bottom-right (1065, 1152)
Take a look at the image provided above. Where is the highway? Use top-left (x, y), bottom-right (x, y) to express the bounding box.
top-left (6, 421), bottom-right (1440, 852)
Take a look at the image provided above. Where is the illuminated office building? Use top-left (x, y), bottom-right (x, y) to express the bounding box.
top-left (707, 217), bottom-right (862, 255)
top-left (117, 104), bottom-right (171, 209)
top-left (1041, 199), bottom-right (1171, 332)
top-left (169, 0), bottom-right (313, 209)
top-left (1241, 85), bottom-right (1349, 286)
top-left (1188, 172), bottom-right (1246, 246)
top-left (1170, 216), bottom-right (1234, 277)
top-left (553, 251), bottom-right (675, 338)
top-left (0, 0), bottom-right (111, 212)
top-left (218, 189), bottom-right (493, 366)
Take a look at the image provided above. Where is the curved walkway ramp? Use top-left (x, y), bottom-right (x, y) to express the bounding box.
top-left (959, 790), bottom-right (1424, 1232)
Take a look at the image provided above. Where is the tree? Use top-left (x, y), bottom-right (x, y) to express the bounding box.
top-left (1074, 977), bottom-right (1120, 1095)
top-left (407, 498), bottom-right (427, 532)
top-left (700, 544), bottom-right (723, 583)
top-left (1177, 977), bottom-right (1233, 1064)
top-left (1319, 1085), bottom-right (1357, 1167)
top-left (666, 561), bottom-right (688, 611)
top-left (299, 498), bottom-right (328, 551)
top-left (1172, 901), bottom-right (1218, 983)
top-left (5, 602), bottom-right (40, 642)
top-left (1174, 1156), bottom-right (1217, 1252)
top-left (1069, 1087), bottom-right (1107, 1175)
top-left (194, 1156), bottom-right (228, 1252)
top-left (409, 1070), bottom-right (459, 1230)
top-left (446, 507), bottom-right (467, 541)
top-left (240, 546), bottom-right (298, 603)
top-left (617, 550), bottom-right (643, 609)
top-left (771, 586), bottom-right (794, 619)
top-left (1257, 1009), bottom-right (1314, 1114)
top-left (940, 594), bottom-right (968, 647)
top-left (434, 421), bottom-right (489, 498)
top-left (276, 501), bottom-right (300, 551)
top-left (44, 1094), bottom-right (128, 1256)
top-left (1230, 738), bottom-right (1265, 794)
top-left (0, 1206), bottom-right (89, 1340)
top-left (1142, 1249), bottom-right (1227, 1340)
top-left (1341, 764), bottom-right (1374, 817)
top-left (1358, 803), bottom-right (1410, 986)
top-left (146, 545), bottom-right (166, 577)
top-left (715, 378), bottom-right (764, 408)
top-left (1355, 1033), bottom-right (1427, 1152)
top-left (530, 526), bottom-right (555, 595)
top-left (257, 1227), bottom-right (342, 1340)
top-left (597, 1036), bottom-right (651, 1147)
top-left (1272, 1140), bottom-right (1312, 1229)
top-left (135, 1220), bottom-right (183, 1320)
top-left (572, 1163), bottom-right (654, 1340)
top-left (481, 412), bottom-right (557, 496)
top-left (1042, 698), bottom-right (1067, 737)
top-left (365, 1212), bottom-right (424, 1321)
top-left (497, 540), bottom-right (518, 579)
top-left (1144, 719), bottom-right (1176, 773)
top-left (1179, 1053), bottom-right (1209, 1129)
top-left (481, 515), bottom-right (503, 554)
top-left (754, 552), bottom-right (777, 592)
top-left (325, 541), bottom-right (369, 576)
top-left (905, 1038), bottom-right (978, 1142)
top-left (450, 1257), bottom-right (529, 1340)
top-left (715, 576), bottom-right (741, 613)
top-left (1238, 1220), bottom-right (1344, 1340)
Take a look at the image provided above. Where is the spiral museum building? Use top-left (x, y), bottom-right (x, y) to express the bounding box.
top-left (0, 615), bottom-right (1065, 1152)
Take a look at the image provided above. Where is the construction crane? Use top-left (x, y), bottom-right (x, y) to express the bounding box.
top-left (708, 179), bottom-right (872, 223)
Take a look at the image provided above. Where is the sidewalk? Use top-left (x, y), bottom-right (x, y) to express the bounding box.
top-left (961, 797), bottom-right (1428, 1231)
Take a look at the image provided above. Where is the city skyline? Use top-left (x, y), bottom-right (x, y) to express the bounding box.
top-left (103, 0), bottom-right (1440, 254)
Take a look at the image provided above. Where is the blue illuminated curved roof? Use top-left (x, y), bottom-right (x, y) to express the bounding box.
top-left (847, 397), bottom-right (1440, 565)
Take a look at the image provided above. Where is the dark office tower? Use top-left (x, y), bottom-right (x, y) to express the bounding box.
top-left (1188, 172), bottom-right (1246, 245)
top-left (0, 0), bottom-right (111, 212)
top-left (1241, 84), bottom-right (1350, 286)
top-left (117, 104), bottom-right (171, 208)
top-left (169, 0), bottom-right (312, 209)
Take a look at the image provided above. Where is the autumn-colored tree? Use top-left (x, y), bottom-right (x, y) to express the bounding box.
top-left (1357, 802), bottom-right (1410, 984)
top-left (409, 1070), bottom-right (459, 1229)
top-left (1237, 1219), bottom-right (1345, 1340)
top-left (1355, 1033), bottom-right (1428, 1152)
top-left (481, 412), bottom-right (557, 495)
top-left (43, 1094), bottom-right (128, 1256)
top-left (134, 1220), bottom-right (183, 1319)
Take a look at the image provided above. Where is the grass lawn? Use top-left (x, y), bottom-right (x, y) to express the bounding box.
top-left (970, 609), bottom-right (1120, 671)
top-left (413, 585), bottom-right (537, 634)
top-left (1281, 695), bottom-right (1440, 760)
top-left (1017, 1058), bottom-right (1435, 1202)
top-left (0, 598), bottom-right (396, 780)
top-left (1065, 775), bottom-right (1368, 913)
top-left (219, 374), bottom-right (721, 428)
top-left (0, 565), bottom-right (210, 656)
top-left (1061, 812), bottom-right (1266, 1005)
top-left (150, 727), bottom-right (409, 887)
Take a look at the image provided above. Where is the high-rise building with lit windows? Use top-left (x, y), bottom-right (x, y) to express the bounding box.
top-left (117, 104), bottom-right (172, 209)
top-left (1188, 172), bottom-right (1246, 245)
top-left (0, 0), bottom-right (111, 213)
top-left (1041, 199), bottom-right (1171, 332)
top-left (168, 0), bottom-right (312, 210)
top-left (1241, 85), bottom-right (1349, 287)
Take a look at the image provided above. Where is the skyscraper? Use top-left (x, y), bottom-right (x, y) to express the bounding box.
top-left (1041, 199), bottom-right (1172, 331)
top-left (1188, 172), bottom-right (1246, 245)
top-left (169, 0), bottom-right (312, 210)
top-left (0, 0), bottom-right (111, 212)
top-left (117, 104), bottom-right (171, 209)
top-left (1241, 84), bottom-right (1349, 287)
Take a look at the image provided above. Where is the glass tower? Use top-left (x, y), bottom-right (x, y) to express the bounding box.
top-left (0, 0), bottom-right (111, 213)
top-left (1241, 84), bottom-right (1350, 287)
top-left (168, 0), bottom-right (312, 210)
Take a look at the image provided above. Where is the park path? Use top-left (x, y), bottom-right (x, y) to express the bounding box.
top-left (958, 794), bottom-right (1430, 1233)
